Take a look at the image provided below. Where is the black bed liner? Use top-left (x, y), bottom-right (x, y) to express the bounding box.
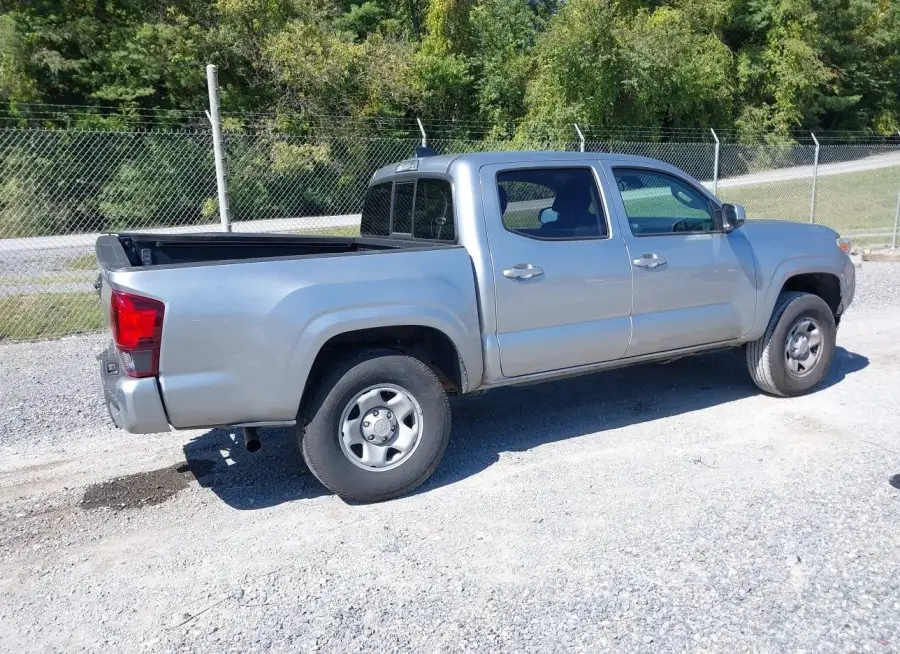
top-left (96, 232), bottom-right (452, 271)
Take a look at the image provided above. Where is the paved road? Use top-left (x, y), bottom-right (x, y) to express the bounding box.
top-left (709, 149), bottom-right (900, 189)
top-left (0, 263), bottom-right (898, 653)
top-left (0, 214), bottom-right (361, 253)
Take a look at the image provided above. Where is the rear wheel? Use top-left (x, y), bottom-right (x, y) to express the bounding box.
top-left (746, 291), bottom-right (836, 396)
top-left (299, 349), bottom-right (451, 502)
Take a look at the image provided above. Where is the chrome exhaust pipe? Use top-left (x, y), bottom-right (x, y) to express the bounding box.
top-left (243, 427), bottom-right (261, 453)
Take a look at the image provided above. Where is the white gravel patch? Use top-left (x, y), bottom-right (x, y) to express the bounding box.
top-left (0, 332), bottom-right (111, 450)
top-left (0, 262), bottom-right (898, 653)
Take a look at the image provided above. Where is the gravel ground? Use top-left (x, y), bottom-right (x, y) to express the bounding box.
top-left (0, 263), bottom-right (899, 653)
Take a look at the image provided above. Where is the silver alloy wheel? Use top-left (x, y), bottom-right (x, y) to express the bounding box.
top-left (338, 384), bottom-right (424, 472)
top-left (784, 316), bottom-right (823, 377)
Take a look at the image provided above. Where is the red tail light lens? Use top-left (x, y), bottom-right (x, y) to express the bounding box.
top-left (110, 290), bottom-right (164, 378)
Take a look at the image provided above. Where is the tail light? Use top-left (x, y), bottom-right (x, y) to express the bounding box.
top-left (110, 290), bottom-right (165, 378)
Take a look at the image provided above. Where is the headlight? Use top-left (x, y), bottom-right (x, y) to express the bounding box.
top-left (836, 237), bottom-right (851, 254)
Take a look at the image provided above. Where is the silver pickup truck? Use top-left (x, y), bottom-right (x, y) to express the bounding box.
top-left (96, 151), bottom-right (855, 501)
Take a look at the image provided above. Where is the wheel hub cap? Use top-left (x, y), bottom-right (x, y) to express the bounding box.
top-left (361, 408), bottom-right (396, 443)
top-left (784, 317), bottom-right (823, 377)
top-left (339, 385), bottom-right (424, 472)
top-left (789, 334), bottom-right (810, 358)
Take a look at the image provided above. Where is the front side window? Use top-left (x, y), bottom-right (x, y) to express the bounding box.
top-left (497, 168), bottom-right (607, 240)
top-left (612, 168), bottom-right (716, 236)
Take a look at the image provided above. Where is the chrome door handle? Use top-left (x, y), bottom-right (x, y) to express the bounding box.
top-left (503, 264), bottom-right (544, 280)
top-left (632, 254), bottom-right (667, 270)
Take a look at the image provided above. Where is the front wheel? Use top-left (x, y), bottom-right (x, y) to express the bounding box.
top-left (746, 291), bottom-right (837, 397)
top-left (299, 349), bottom-right (451, 502)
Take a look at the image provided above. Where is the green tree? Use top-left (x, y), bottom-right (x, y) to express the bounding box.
top-left (262, 15), bottom-right (418, 116)
top-left (730, 0), bottom-right (833, 139)
top-left (413, 0), bottom-right (473, 119)
top-left (816, 0), bottom-right (900, 132)
top-left (470, 0), bottom-right (546, 133)
top-left (519, 0), bottom-right (733, 139)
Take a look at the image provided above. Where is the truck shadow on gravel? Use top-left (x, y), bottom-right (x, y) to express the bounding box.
top-left (419, 346), bottom-right (869, 495)
top-left (180, 347), bottom-right (867, 509)
top-left (181, 428), bottom-right (328, 509)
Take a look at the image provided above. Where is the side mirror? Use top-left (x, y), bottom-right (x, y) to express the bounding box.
top-left (721, 203), bottom-right (746, 232)
top-left (539, 207), bottom-right (558, 224)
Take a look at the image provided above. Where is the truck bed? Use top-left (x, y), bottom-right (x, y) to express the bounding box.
top-left (96, 232), bottom-right (443, 270)
top-left (95, 231), bottom-right (482, 430)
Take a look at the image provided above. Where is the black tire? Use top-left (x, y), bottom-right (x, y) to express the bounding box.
top-left (746, 291), bottom-right (837, 397)
top-left (298, 348), bottom-right (451, 502)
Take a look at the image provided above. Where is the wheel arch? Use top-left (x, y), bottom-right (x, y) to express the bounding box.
top-left (296, 324), bottom-right (468, 419)
top-left (780, 272), bottom-right (841, 319)
top-left (746, 259), bottom-right (845, 342)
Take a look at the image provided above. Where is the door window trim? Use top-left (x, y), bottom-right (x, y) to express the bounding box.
top-left (494, 165), bottom-right (612, 242)
top-left (610, 165), bottom-right (723, 237)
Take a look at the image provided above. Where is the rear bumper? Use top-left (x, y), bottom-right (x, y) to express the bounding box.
top-left (99, 345), bottom-right (170, 434)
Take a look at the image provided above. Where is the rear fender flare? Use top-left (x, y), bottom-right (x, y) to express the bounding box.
top-left (285, 305), bottom-right (478, 414)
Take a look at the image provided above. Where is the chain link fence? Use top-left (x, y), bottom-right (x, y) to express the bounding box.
top-left (1, 124), bottom-right (898, 341)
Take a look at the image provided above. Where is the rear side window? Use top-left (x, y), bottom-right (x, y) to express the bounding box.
top-left (413, 178), bottom-right (455, 241)
top-left (360, 182), bottom-right (392, 236)
top-left (497, 168), bottom-right (608, 240)
top-left (360, 178), bottom-right (455, 242)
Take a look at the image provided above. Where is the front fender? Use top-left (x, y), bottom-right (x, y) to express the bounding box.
top-left (745, 254), bottom-right (853, 342)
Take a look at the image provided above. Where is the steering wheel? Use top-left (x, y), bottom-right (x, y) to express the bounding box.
top-left (672, 218), bottom-right (692, 233)
top-left (672, 217), bottom-right (710, 233)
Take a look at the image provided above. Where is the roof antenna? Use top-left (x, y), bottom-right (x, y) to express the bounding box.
top-left (415, 118), bottom-right (438, 157)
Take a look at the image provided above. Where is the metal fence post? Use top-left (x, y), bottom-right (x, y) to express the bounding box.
top-left (710, 128), bottom-right (720, 195)
top-left (809, 132), bottom-right (820, 224)
top-left (205, 64), bottom-right (231, 232)
top-left (892, 189), bottom-right (899, 249)
top-left (416, 118), bottom-right (427, 148)
top-left (894, 132), bottom-right (900, 248)
top-left (574, 123), bottom-right (585, 152)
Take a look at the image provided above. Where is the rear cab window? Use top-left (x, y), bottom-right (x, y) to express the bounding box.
top-left (360, 178), bottom-right (455, 242)
top-left (360, 183), bottom-right (392, 236)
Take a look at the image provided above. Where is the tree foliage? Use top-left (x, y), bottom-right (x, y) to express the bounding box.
top-left (0, 0), bottom-right (897, 239)
top-left (1, 0), bottom-right (896, 136)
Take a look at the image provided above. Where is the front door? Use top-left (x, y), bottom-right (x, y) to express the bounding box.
top-left (480, 163), bottom-right (634, 378)
top-left (602, 164), bottom-right (757, 358)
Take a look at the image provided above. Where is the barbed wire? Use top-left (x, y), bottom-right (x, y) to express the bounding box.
top-left (3, 104), bottom-right (899, 144)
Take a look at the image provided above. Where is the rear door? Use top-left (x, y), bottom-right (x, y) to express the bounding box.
top-left (600, 162), bottom-right (757, 357)
top-left (479, 162), bottom-right (633, 378)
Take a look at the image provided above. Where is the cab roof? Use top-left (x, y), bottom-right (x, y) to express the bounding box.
top-left (370, 150), bottom-right (664, 183)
